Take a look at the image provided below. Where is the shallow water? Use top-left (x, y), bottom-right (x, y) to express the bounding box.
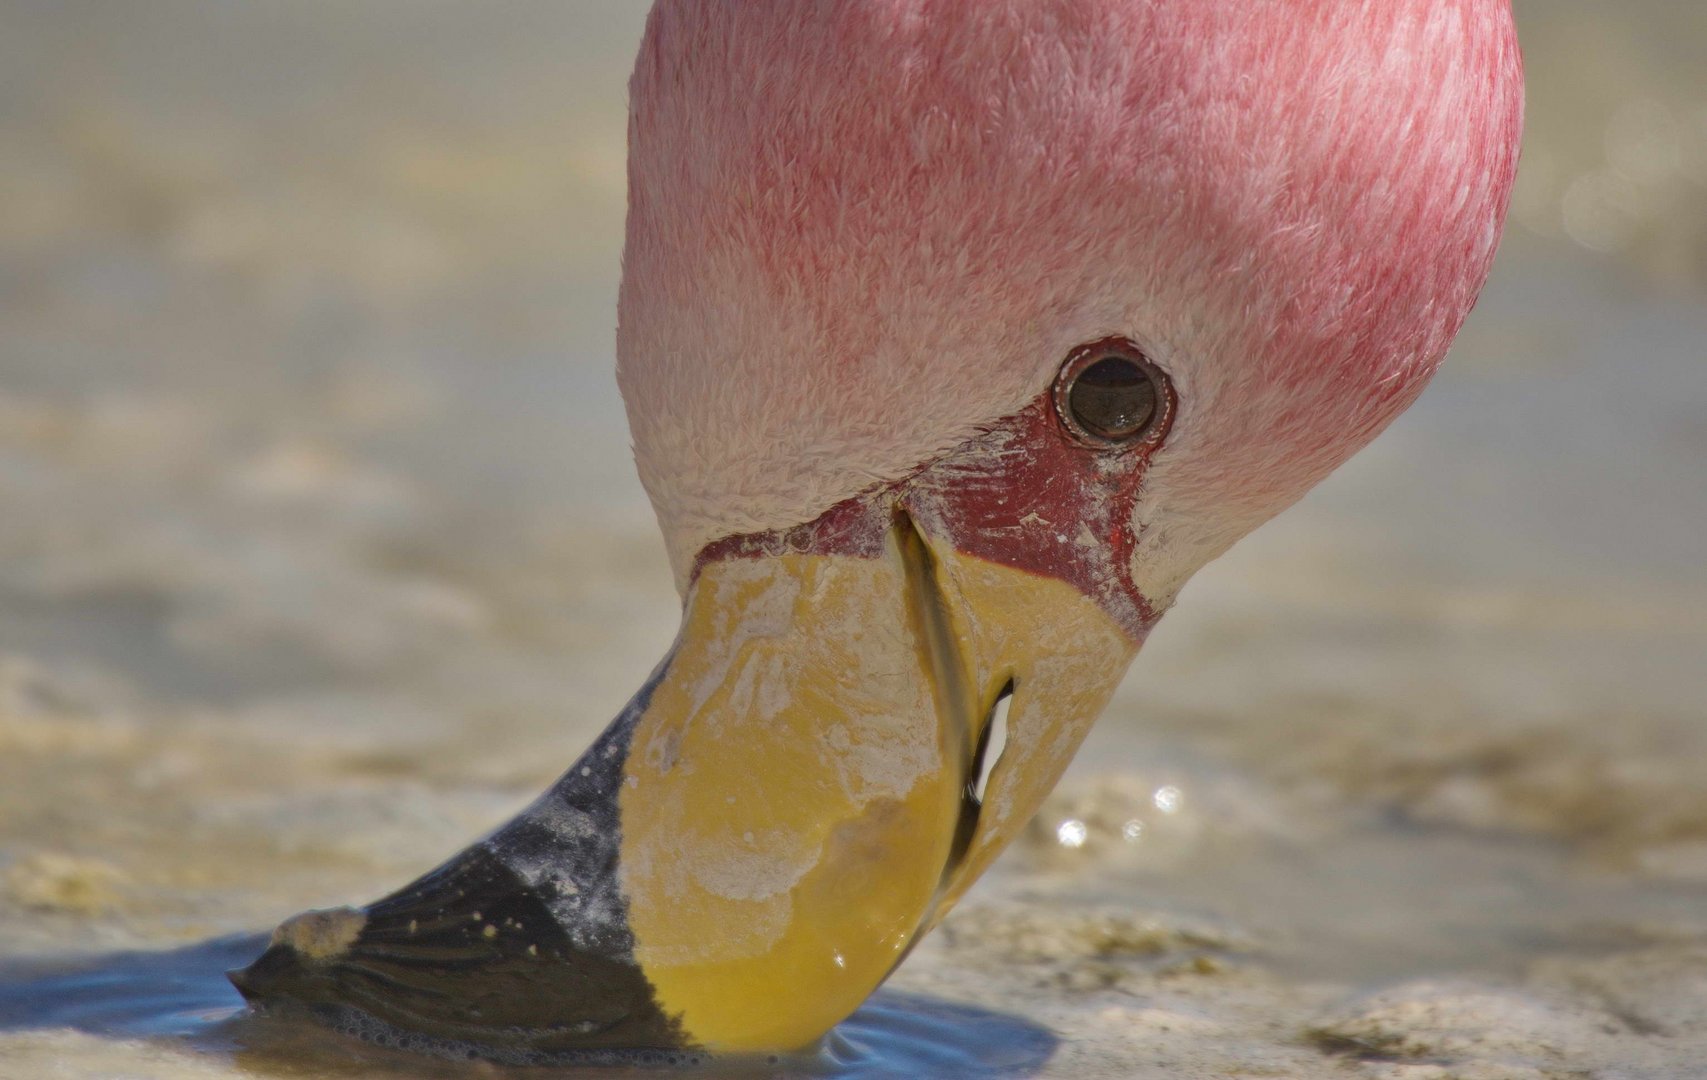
top-left (1, 3), bottom-right (1705, 1078)
top-left (0, 938), bottom-right (1056, 1079)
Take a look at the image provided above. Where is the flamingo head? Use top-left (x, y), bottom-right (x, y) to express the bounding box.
top-left (608, 0), bottom-right (1521, 1047)
top-left (233, 1), bottom-right (1522, 1058)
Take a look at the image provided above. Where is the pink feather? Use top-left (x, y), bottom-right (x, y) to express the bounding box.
top-left (617, 1), bottom-right (1523, 593)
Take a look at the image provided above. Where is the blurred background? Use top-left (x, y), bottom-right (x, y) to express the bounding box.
top-left (0, 2), bottom-right (1703, 1077)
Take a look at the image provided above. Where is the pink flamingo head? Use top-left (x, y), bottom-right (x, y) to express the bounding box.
top-left (234, 3), bottom-right (1525, 1058)
top-left (619, 0), bottom-right (1522, 608)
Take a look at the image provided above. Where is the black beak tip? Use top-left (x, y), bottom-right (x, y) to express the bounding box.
top-left (226, 963), bottom-right (257, 1001)
top-left (227, 905), bottom-right (368, 1009)
top-left (225, 941), bottom-right (315, 1008)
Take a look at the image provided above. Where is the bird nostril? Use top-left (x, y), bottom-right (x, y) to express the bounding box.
top-left (971, 683), bottom-right (1014, 806)
top-left (943, 680), bottom-right (1017, 884)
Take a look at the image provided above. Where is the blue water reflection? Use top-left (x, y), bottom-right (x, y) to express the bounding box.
top-left (0, 936), bottom-right (1056, 1079)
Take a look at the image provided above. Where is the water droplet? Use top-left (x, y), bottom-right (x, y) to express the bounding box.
top-left (1153, 786), bottom-right (1182, 815)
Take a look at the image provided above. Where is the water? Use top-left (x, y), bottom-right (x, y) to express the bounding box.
top-left (0, 938), bottom-right (1055, 1079)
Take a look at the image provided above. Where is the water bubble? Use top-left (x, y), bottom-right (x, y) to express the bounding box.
top-left (1153, 786), bottom-right (1182, 815)
top-left (1056, 819), bottom-right (1087, 848)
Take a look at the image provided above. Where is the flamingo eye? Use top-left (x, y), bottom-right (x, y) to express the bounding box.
top-left (1053, 340), bottom-right (1173, 448)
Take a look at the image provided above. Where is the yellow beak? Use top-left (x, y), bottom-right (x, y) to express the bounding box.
top-left (230, 509), bottom-right (1141, 1058)
top-left (619, 511), bottom-right (1138, 1050)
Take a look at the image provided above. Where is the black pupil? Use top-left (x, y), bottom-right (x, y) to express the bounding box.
top-left (1069, 357), bottom-right (1156, 440)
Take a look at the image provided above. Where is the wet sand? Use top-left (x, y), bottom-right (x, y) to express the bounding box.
top-left (1, 3), bottom-right (1705, 1078)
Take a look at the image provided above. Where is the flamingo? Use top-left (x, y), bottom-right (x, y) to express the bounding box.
top-left (230, 0), bottom-right (1523, 1060)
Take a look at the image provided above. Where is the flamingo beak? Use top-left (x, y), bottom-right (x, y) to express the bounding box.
top-left (229, 506), bottom-right (1142, 1056)
top-left (613, 510), bottom-right (1141, 1050)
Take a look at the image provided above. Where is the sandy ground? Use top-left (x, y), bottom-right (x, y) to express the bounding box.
top-left (1, 3), bottom-right (1705, 1078)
